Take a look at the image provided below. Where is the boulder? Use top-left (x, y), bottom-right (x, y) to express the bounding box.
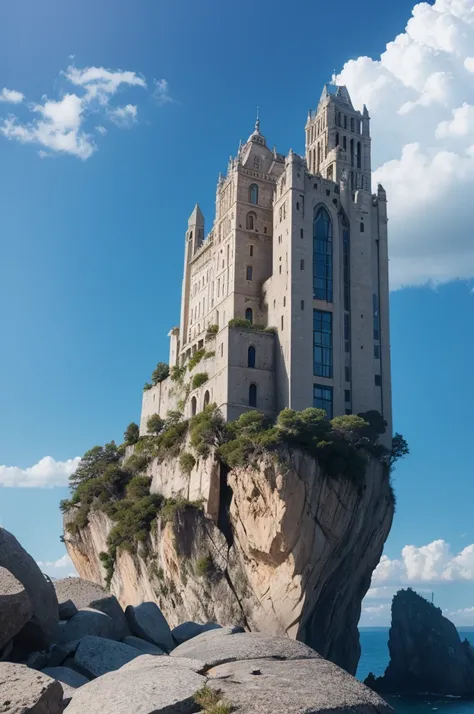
top-left (54, 577), bottom-right (128, 640)
top-left (56, 607), bottom-right (116, 644)
top-left (207, 657), bottom-right (392, 714)
top-left (0, 528), bottom-right (58, 643)
top-left (171, 621), bottom-right (222, 645)
top-left (65, 660), bottom-right (206, 714)
top-left (366, 588), bottom-right (474, 696)
top-left (122, 636), bottom-right (164, 655)
top-left (42, 665), bottom-right (90, 688)
top-left (0, 566), bottom-right (33, 649)
top-left (73, 635), bottom-right (141, 678)
top-left (0, 661), bottom-right (63, 713)
top-left (58, 598), bottom-right (78, 620)
top-left (171, 631), bottom-right (320, 667)
top-left (120, 654), bottom-right (206, 674)
top-left (125, 602), bottom-right (174, 652)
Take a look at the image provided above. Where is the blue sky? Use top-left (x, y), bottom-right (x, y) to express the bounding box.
top-left (1, 0), bottom-right (474, 625)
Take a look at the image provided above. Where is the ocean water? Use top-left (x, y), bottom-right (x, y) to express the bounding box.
top-left (357, 628), bottom-right (474, 714)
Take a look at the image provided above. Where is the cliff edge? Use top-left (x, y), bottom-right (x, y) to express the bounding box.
top-left (365, 588), bottom-right (474, 696)
top-left (62, 407), bottom-right (396, 675)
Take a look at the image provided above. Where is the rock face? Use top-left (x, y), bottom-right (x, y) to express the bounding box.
top-left (0, 567), bottom-right (33, 649)
top-left (366, 588), bottom-right (474, 695)
top-left (0, 662), bottom-right (63, 713)
top-left (64, 449), bottom-right (394, 674)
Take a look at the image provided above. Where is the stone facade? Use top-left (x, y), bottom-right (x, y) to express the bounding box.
top-left (140, 83), bottom-right (392, 444)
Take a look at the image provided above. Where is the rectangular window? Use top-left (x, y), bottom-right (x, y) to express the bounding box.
top-left (313, 310), bottom-right (332, 378)
top-left (246, 266), bottom-right (253, 281)
top-left (345, 389), bottom-right (351, 403)
top-left (301, 300), bottom-right (304, 310)
top-left (281, 315), bottom-right (284, 331)
top-left (350, 117), bottom-right (355, 132)
top-left (300, 229), bottom-right (304, 239)
top-left (345, 366), bottom-right (351, 382)
top-left (344, 313), bottom-right (350, 353)
top-left (313, 384), bottom-right (333, 419)
top-left (374, 344), bottom-right (380, 359)
top-left (375, 374), bottom-right (382, 387)
top-left (249, 245), bottom-right (254, 256)
top-left (373, 293), bottom-right (380, 340)
top-left (313, 209), bottom-right (333, 302)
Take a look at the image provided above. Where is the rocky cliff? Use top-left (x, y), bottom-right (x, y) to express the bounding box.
top-left (64, 442), bottom-right (393, 675)
top-left (366, 588), bottom-right (474, 695)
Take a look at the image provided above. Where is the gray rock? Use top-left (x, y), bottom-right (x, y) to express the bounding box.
top-left (0, 661), bottom-right (63, 713)
top-left (171, 631), bottom-right (320, 667)
top-left (54, 577), bottom-right (129, 639)
top-left (171, 621), bottom-right (222, 645)
top-left (0, 529), bottom-right (58, 643)
top-left (47, 643), bottom-right (71, 667)
top-left (73, 635), bottom-right (141, 678)
top-left (122, 636), bottom-right (164, 655)
top-left (120, 654), bottom-right (206, 674)
top-left (207, 657), bottom-right (392, 714)
top-left (0, 640), bottom-right (13, 662)
top-left (61, 682), bottom-right (76, 707)
top-left (65, 660), bottom-right (206, 714)
top-left (125, 602), bottom-right (174, 652)
top-left (26, 650), bottom-right (49, 670)
top-left (42, 665), bottom-right (90, 688)
top-left (0, 566), bottom-right (33, 649)
top-left (56, 607), bottom-right (116, 644)
top-left (59, 598), bottom-right (78, 620)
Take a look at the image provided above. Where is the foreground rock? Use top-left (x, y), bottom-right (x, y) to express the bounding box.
top-left (54, 577), bottom-right (128, 639)
top-left (73, 635), bottom-right (141, 677)
top-left (0, 567), bottom-right (33, 649)
top-left (365, 588), bottom-right (474, 696)
top-left (56, 607), bottom-right (117, 643)
top-left (64, 450), bottom-right (393, 673)
top-left (125, 602), bottom-right (175, 652)
top-left (0, 662), bottom-right (63, 713)
top-left (171, 621), bottom-right (222, 645)
top-left (0, 527), bottom-right (58, 643)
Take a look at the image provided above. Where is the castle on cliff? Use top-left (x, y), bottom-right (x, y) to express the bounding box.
top-left (140, 83), bottom-right (392, 443)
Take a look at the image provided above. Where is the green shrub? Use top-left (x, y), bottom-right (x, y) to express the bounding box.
top-left (124, 453), bottom-right (149, 474)
top-left (170, 365), bottom-right (186, 382)
top-left (154, 420), bottom-right (188, 460)
top-left (123, 422), bottom-right (139, 446)
top-left (160, 496), bottom-right (203, 523)
top-left (188, 349), bottom-right (205, 371)
top-left (194, 686), bottom-right (233, 714)
top-left (203, 350), bottom-right (215, 359)
top-left (147, 414), bottom-right (165, 435)
top-left (195, 554), bottom-right (214, 578)
top-left (192, 372), bottom-right (209, 389)
top-left (389, 433), bottom-right (409, 471)
top-left (143, 382), bottom-right (153, 391)
top-left (151, 362), bottom-right (169, 385)
top-left (263, 326), bottom-right (277, 334)
top-left (228, 318), bottom-right (252, 329)
top-left (99, 551), bottom-right (115, 588)
top-left (126, 474), bottom-right (151, 500)
top-left (206, 324), bottom-right (219, 336)
top-left (179, 452), bottom-right (196, 475)
top-left (189, 404), bottom-right (225, 457)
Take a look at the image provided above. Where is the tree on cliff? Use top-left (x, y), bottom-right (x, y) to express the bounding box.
top-left (68, 442), bottom-right (120, 490)
top-left (151, 362), bottom-right (169, 385)
top-left (124, 422), bottom-right (139, 445)
top-left (390, 433), bottom-right (409, 471)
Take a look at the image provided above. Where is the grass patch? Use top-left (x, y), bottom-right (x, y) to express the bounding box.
top-left (194, 686), bottom-right (233, 714)
top-left (179, 451), bottom-right (196, 475)
top-left (192, 372), bottom-right (209, 389)
top-left (188, 349), bottom-right (206, 371)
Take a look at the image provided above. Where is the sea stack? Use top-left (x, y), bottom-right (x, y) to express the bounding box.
top-left (365, 588), bottom-right (474, 696)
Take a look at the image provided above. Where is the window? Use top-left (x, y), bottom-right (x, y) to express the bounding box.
top-left (216, 310), bottom-right (219, 327)
top-left (191, 396), bottom-right (197, 417)
top-left (344, 115), bottom-right (348, 129)
top-left (335, 132), bottom-right (339, 146)
top-left (344, 313), bottom-right (350, 353)
top-left (283, 297), bottom-right (286, 307)
top-left (313, 207), bottom-right (333, 302)
top-left (357, 142), bottom-right (361, 169)
top-left (246, 266), bottom-right (253, 281)
top-left (351, 117), bottom-right (355, 132)
top-left (375, 375), bottom-right (382, 387)
top-left (264, 226), bottom-right (267, 234)
top-left (313, 385), bottom-right (333, 419)
top-left (220, 343), bottom-right (224, 357)
top-left (374, 344), bottom-right (380, 359)
top-left (248, 345), bottom-right (256, 368)
top-left (345, 366), bottom-right (351, 382)
top-left (343, 222), bottom-right (350, 311)
top-left (249, 383), bottom-right (257, 407)
top-left (345, 409), bottom-right (351, 415)
top-left (313, 310), bottom-right (332, 378)
top-left (345, 390), bottom-right (351, 403)
top-left (203, 390), bottom-right (210, 408)
top-left (249, 245), bottom-right (254, 256)
top-left (279, 265), bottom-right (282, 274)
top-left (300, 229), bottom-right (304, 239)
top-left (296, 201), bottom-right (300, 211)
top-left (249, 184), bottom-right (258, 205)
top-left (373, 294), bottom-right (380, 340)
top-left (245, 307), bottom-right (253, 324)
top-left (301, 300), bottom-right (304, 310)
top-left (246, 212), bottom-right (255, 230)
top-left (281, 315), bottom-right (284, 330)
top-left (360, 222), bottom-right (364, 233)
top-left (300, 259), bottom-right (305, 271)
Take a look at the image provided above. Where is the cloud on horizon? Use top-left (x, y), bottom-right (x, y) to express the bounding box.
top-left (337, 0), bottom-right (474, 289)
top-left (0, 455), bottom-right (80, 488)
top-left (37, 553), bottom-right (78, 579)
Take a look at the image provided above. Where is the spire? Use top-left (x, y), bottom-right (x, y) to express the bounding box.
top-left (255, 106), bottom-right (260, 133)
top-left (188, 203), bottom-right (204, 226)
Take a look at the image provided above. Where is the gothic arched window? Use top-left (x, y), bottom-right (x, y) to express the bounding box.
top-left (246, 212), bottom-right (256, 230)
top-left (191, 396), bottom-right (197, 417)
top-left (249, 383), bottom-right (257, 407)
top-left (248, 346), bottom-right (256, 369)
top-left (245, 308), bottom-right (253, 324)
top-left (313, 207), bottom-right (333, 302)
top-left (203, 390), bottom-right (210, 408)
top-left (249, 184), bottom-right (259, 205)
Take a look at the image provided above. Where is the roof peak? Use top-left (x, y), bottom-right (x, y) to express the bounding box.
top-left (188, 203), bottom-right (204, 225)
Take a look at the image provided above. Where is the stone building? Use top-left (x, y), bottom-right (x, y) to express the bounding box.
top-left (140, 83), bottom-right (392, 443)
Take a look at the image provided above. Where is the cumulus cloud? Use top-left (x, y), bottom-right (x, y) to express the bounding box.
top-left (37, 554), bottom-right (78, 579)
top-left (337, 0), bottom-right (474, 288)
top-left (153, 78), bottom-right (175, 105)
top-left (0, 88), bottom-right (24, 104)
top-left (0, 64), bottom-right (154, 159)
top-left (372, 540), bottom-right (474, 584)
top-left (0, 456), bottom-right (80, 488)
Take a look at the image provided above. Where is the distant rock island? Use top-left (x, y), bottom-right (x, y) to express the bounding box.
top-left (365, 588), bottom-right (474, 696)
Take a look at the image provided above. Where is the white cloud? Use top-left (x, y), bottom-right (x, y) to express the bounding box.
top-left (37, 554), bottom-right (78, 579)
top-left (0, 456), bottom-right (80, 488)
top-left (153, 78), bottom-right (174, 105)
top-left (372, 540), bottom-right (474, 584)
top-left (0, 64), bottom-right (151, 159)
top-left (337, 0), bottom-right (474, 288)
top-left (0, 88), bottom-right (24, 104)
top-left (109, 104), bottom-right (138, 127)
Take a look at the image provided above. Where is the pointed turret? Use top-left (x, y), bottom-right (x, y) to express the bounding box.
top-left (188, 203), bottom-right (204, 228)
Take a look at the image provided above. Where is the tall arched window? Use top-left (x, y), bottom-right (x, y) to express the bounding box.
top-left (191, 396), bottom-right (197, 417)
top-left (203, 391), bottom-right (210, 408)
top-left (246, 212), bottom-right (256, 230)
top-left (245, 308), bottom-right (253, 324)
top-left (249, 184), bottom-right (259, 205)
top-left (246, 266), bottom-right (253, 281)
top-left (249, 383), bottom-right (257, 407)
top-left (248, 346), bottom-right (256, 368)
top-left (313, 207), bottom-right (333, 302)
top-left (350, 139), bottom-right (354, 167)
top-left (357, 141), bottom-right (361, 169)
